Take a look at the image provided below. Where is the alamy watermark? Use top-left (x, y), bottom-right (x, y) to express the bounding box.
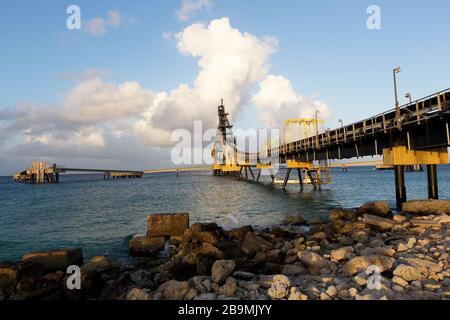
top-left (66, 265), bottom-right (81, 290)
top-left (366, 265), bottom-right (382, 290)
top-left (65, 5), bottom-right (382, 32)
top-left (66, 5), bottom-right (81, 30)
top-left (367, 5), bottom-right (381, 30)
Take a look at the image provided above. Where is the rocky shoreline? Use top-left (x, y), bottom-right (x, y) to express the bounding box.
top-left (1, 199), bottom-right (449, 300)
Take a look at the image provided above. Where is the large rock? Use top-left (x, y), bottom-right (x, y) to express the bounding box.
top-left (15, 271), bottom-right (66, 300)
top-left (196, 257), bottom-right (215, 276)
top-left (130, 270), bottom-right (153, 288)
top-left (297, 251), bottom-right (330, 269)
top-left (240, 233), bottom-right (273, 255)
top-left (362, 214), bottom-right (395, 231)
top-left (329, 209), bottom-right (354, 222)
top-left (330, 246), bottom-right (354, 261)
top-left (157, 280), bottom-right (190, 300)
top-left (435, 215), bottom-right (450, 224)
top-left (186, 229), bottom-right (220, 245)
top-left (310, 231), bottom-right (327, 241)
top-left (402, 200), bottom-right (450, 216)
top-left (195, 243), bottom-right (224, 260)
top-left (356, 201), bottom-right (391, 217)
top-left (281, 264), bottom-right (306, 276)
top-left (359, 247), bottom-right (395, 257)
top-left (269, 227), bottom-right (297, 239)
top-left (343, 255), bottom-right (395, 276)
top-left (147, 213), bottom-right (189, 237)
top-left (258, 275), bottom-right (275, 289)
top-left (211, 260), bottom-right (235, 284)
top-left (194, 293), bottom-right (217, 300)
top-left (351, 229), bottom-right (370, 243)
top-left (218, 277), bottom-right (237, 297)
top-left (410, 219), bottom-right (441, 229)
top-left (126, 288), bottom-right (151, 300)
top-left (393, 265), bottom-right (424, 282)
top-left (129, 235), bottom-right (165, 257)
top-left (171, 242), bottom-right (224, 278)
top-left (190, 223), bottom-right (221, 233)
top-left (268, 275), bottom-right (290, 300)
top-left (233, 271), bottom-right (256, 280)
top-left (334, 222), bottom-right (355, 235)
top-left (265, 249), bottom-right (283, 263)
top-left (282, 214), bottom-right (307, 226)
top-left (22, 248), bottom-right (83, 274)
top-left (398, 258), bottom-right (442, 276)
top-left (226, 226), bottom-right (253, 240)
top-left (288, 287), bottom-right (308, 300)
top-left (0, 264), bottom-right (19, 298)
top-left (82, 256), bottom-right (121, 274)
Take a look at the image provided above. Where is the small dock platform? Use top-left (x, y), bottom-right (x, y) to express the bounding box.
top-left (13, 162), bottom-right (143, 184)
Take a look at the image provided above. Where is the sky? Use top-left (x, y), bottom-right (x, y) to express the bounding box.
top-left (1, 0), bottom-right (450, 175)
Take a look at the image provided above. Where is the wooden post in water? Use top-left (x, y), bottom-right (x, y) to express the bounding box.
top-left (256, 169), bottom-right (261, 183)
top-left (306, 169), bottom-right (317, 190)
top-left (248, 167), bottom-right (255, 181)
top-left (394, 165), bottom-right (407, 210)
top-left (282, 168), bottom-right (291, 190)
top-left (297, 168), bottom-right (304, 191)
top-left (427, 164), bottom-right (439, 199)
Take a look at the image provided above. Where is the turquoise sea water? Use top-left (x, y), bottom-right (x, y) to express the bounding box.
top-left (1, 165), bottom-right (449, 263)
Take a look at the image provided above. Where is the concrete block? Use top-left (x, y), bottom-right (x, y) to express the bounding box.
top-left (147, 213), bottom-right (189, 237)
top-left (22, 248), bottom-right (83, 273)
top-left (129, 235), bottom-right (165, 257)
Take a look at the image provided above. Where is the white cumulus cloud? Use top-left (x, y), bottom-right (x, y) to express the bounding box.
top-left (252, 75), bottom-right (330, 130)
top-left (1, 17), bottom-right (330, 171)
top-left (62, 78), bottom-right (154, 124)
top-left (84, 10), bottom-right (123, 37)
top-left (176, 0), bottom-right (213, 21)
top-left (134, 17), bottom-right (277, 144)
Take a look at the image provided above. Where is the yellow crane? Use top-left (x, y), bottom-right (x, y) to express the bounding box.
top-left (283, 118), bottom-right (325, 144)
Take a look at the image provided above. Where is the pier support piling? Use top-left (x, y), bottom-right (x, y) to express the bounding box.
top-left (297, 168), bottom-right (303, 191)
top-left (248, 167), bottom-right (255, 181)
top-left (427, 164), bottom-right (439, 199)
top-left (270, 172), bottom-right (275, 183)
top-left (282, 168), bottom-right (292, 190)
top-left (317, 169), bottom-right (322, 191)
top-left (306, 170), bottom-right (317, 190)
top-left (256, 169), bottom-right (261, 183)
top-left (394, 165), bottom-right (407, 210)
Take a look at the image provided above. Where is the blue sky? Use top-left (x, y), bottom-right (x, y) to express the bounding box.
top-left (1, 1), bottom-right (449, 174)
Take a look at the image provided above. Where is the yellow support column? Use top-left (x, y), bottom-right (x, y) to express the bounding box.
top-left (383, 146), bottom-right (449, 210)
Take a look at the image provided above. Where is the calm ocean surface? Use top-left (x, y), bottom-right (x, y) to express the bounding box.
top-left (1, 165), bottom-right (449, 263)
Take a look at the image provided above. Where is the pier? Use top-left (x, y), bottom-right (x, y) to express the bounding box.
top-left (144, 166), bottom-right (210, 174)
top-left (11, 89), bottom-right (450, 210)
top-left (211, 89), bottom-right (450, 210)
top-left (13, 162), bottom-right (143, 183)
